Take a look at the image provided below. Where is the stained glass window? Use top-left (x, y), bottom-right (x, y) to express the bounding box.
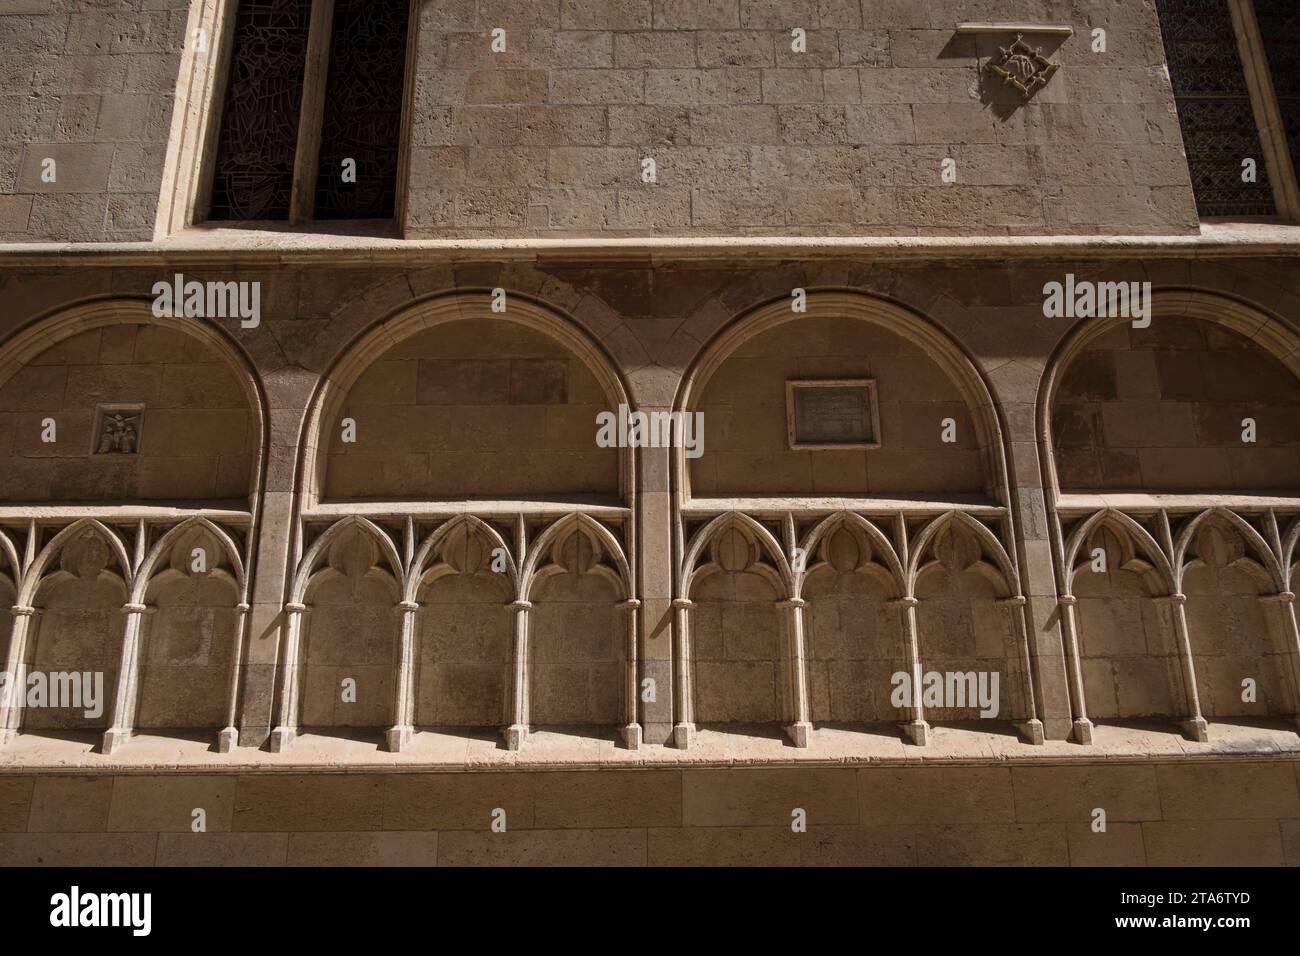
top-left (208, 0), bottom-right (312, 221)
top-left (313, 0), bottom-right (410, 220)
top-left (1155, 0), bottom-right (1277, 218)
top-left (1253, 0), bottom-right (1300, 180)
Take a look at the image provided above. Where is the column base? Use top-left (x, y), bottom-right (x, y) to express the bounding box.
top-left (673, 721), bottom-right (695, 749)
top-left (786, 720), bottom-right (812, 748)
top-left (1016, 718), bottom-right (1045, 745)
top-left (269, 726), bottom-right (296, 752)
top-left (504, 724), bottom-right (528, 751)
top-left (1072, 717), bottom-right (1094, 745)
top-left (1180, 716), bottom-right (1210, 742)
top-left (621, 723), bottom-right (642, 750)
top-left (101, 727), bottom-right (131, 755)
top-left (902, 719), bottom-right (930, 746)
top-left (217, 726), bottom-right (239, 753)
top-left (386, 724), bottom-right (413, 753)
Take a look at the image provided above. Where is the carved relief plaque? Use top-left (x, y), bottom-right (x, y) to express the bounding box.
top-left (786, 379), bottom-right (880, 450)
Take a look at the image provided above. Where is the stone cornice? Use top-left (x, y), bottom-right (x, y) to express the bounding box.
top-left (0, 224), bottom-right (1297, 267)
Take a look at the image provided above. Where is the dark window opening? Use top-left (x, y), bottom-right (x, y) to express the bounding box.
top-left (1156, 0), bottom-right (1277, 218)
top-left (1254, 0), bottom-right (1300, 179)
top-left (208, 0), bottom-right (312, 222)
top-left (206, 0), bottom-right (409, 225)
top-left (313, 0), bottom-right (410, 220)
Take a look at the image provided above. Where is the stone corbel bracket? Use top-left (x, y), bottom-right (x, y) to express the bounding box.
top-left (957, 23), bottom-right (1073, 101)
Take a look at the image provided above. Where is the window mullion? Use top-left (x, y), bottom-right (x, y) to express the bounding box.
top-left (289, 0), bottom-right (336, 225)
top-left (1227, 0), bottom-right (1300, 220)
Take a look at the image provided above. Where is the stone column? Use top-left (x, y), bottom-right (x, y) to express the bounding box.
top-left (637, 442), bottom-right (675, 746)
top-left (1057, 594), bottom-right (1094, 744)
top-left (1001, 595), bottom-right (1045, 744)
top-left (386, 599), bottom-right (419, 753)
top-left (776, 597), bottom-right (812, 747)
top-left (505, 599), bottom-right (531, 751)
top-left (240, 371), bottom-right (316, 749)
top-left (1164, 593), bottom-right (1209, 742)
top-left (268, 602), bottom-right (307, 752)
top-left (102, 602), bottom-right (150, 755)
top-left (217, 602), bottom-right (249, 752)
top-left (618, 598), bottom-right (642, 749)
top-left (0, 606), bottom-right (36, 746)
top-left (892, 596), bottom-right (929, 745)
top-left (672, 597), bottom-right (695, 748)
top-left (1268, 590), bottom-right (1300, 727)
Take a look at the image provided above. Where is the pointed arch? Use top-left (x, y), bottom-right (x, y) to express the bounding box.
top-left (520, 512), bottom-right (631, 602)
top-left (680, 511), bottom-right (793, 600)
top-left (1172, 507), bottom-right (1285, 593)
top-left (0, 529), bottom-right (19, 591)
top-left (130, 516), bottom-right (248, 605)
top-left (289, 516), bottom-right (404, 603)
top-left (1062, 509), bottom-right (1176, 595)
top-left (407, 514), bottom-right (518, 602)
top-left (907, 510), bottom-right (1017, 599)
top-left (797, 511), bottom-right (905, 598)
top-left (17, 518), bottom-right (133, 607)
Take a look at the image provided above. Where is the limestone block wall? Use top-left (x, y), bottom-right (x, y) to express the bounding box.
top-left (0, 0), bottom-right (187, 242)
top-left (0, 759), bottom-right (1295, 865)
top-left (405, 0), bottom-right (1199, 236)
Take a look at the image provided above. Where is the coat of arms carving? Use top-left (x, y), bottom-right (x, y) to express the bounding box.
top-left (987, 33), bottom-right (1060, 98)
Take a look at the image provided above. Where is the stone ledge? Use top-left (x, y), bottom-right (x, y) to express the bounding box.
top-left (0, 223), bottom-right (1298, 266)
top-left (1, 721), bottom-right (1296, 774)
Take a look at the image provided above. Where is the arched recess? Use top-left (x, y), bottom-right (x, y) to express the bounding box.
top-left (682, 513), bottom-right (793, 733)
top-left (797, 515), bottom-right (905, 726)
top-left (671, 292), bottom-right (1021, 747)
top-left (0, 297), bottom-right (267, 507)
top-left (133, 518), bottom-right (246, 737)
top-left (1041, 289), bottom-right (1300, 496)
top-left (673, 290), bottom-right (1012, 504)
top-left (909, 512), bottom-right (1030, 728)
top-left (1064, 512), bottom-right (1185, 724)
top-left (408, 517), bottom-right (516, 730)
top-left (1040, 290), bottom-right (1300, 739)
top-left (278, 517), bottom-right (405, 743)
top-left (16, 521), bottom-right (133, 736)
top-left (298, 291), bottom-right (636, 508)
top-left (1175, 512), bottom-right (1296, 721)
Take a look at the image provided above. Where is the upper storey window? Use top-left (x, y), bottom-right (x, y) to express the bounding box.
top-left (205, 0), bottom-right (410, 225)
top-left (1156, 0), bottom-right (1299, 220)
top-left (1253, 0), bottom-right (1300, 179)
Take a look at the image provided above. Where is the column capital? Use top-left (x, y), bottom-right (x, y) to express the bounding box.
top-left (285, 602), bottom-right (308, 614)
top-left (1158, 593), bottom-right (1188, 605)
top-left (122, 603), bottom-right (149, 613)
top-left (775, 597), bottom-right (806, 609)
top-left (1058, 594), bottom-right (1077, 607)
top-left (998, 595), bottom-right (1028, 607)
top-left (890, 596), bottom-right (919, 608)
top-left (671, 597), bottom-right (694, 610)
top-left (1265, 590), bottom-right (1296, 604)
top-left (508, 599), bottom-right (532, 611)
top-left (617, 598), bottom-right (642, 610)
top-left (397, 600), bottom-right (420, 611)
top-left (9, 605), bottom-right (36, 617)
top-left (235, 602), bottom-right (251, 613)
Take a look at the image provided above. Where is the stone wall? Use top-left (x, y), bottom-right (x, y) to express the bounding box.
top-left (0, 0), bottom-right (187, 242)
top-left (406, 0), bottom-right (1199, 237)
top-left (0, 758), bottom-right (1295, 865)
